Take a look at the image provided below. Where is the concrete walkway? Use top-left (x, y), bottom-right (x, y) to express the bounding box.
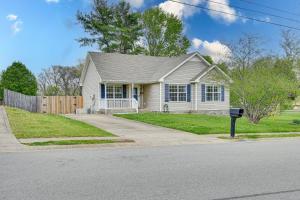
top-left (0, 107), bottom-right (24, 152)
top-left (67, 114), bottom-right (226, 147)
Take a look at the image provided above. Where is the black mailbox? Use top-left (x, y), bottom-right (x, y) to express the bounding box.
top-left (229, 108), bottom-right (244, 138)
top-left (230, 108), bottom-right (244, 118)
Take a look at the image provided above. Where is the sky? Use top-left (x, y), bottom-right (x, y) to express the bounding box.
top-left (1, 0), bottom-right (300, 75)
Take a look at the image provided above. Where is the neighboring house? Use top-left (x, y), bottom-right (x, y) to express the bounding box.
top-left (80, 51), bottom-right (231, 114)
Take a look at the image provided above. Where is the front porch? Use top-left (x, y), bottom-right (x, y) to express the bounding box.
top-left (99, 83), bottom-right (143, 113)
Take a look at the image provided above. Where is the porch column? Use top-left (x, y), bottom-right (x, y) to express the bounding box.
top-left (131, 83), bottom-right (134, 108)
top-left (105, 83), bottom-right (108, 114)
top-left (159, 82), bottom-right (162, 112)
top-left (195, 83), bottom-right (198, 111)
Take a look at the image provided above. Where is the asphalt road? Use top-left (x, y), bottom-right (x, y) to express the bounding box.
top-left (1, 139), bottom-right (300, 200)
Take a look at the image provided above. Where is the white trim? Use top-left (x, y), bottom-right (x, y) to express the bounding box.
top-left (159, 52), bottom-right (211, 82)
top-left (192, 65), bottom-right (232, 83)
top-left (159, 82), bottom-right (162, 112)
top-left (79, 55), bottom-right (90, 86)
top-left (104, 83), bottom-right (108, 114)
top-left (168, 84), bottom-right (188, 103)
top-left (131, 83), bottom-right (134, 109)
top-left (195, 83), bottom-right (198, 110)
top-left (80, 53), bottom-right (103, 86)
top-left (106, 84), bottom-right (123, 99)
top-left (205, 84), bottom-right (222, 102)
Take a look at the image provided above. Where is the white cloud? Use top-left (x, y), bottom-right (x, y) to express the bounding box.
top-left (126, 0), bottom-right (144, 8)
top-left (11, 20), bottom-right (23, 34)
top-left (6, 14), bottom-right (18, 21)
top-left (192, 38), bottom-right (231, 62)
top-left (158, 0), bottom-right (237, 23)
top-left (207, 0), bottom-right (237, 23)
top-left (159, 0), bottom-right (204, 19)
top-left (46, 0), bottom-right (60, 3)
top-left (192, 38), bottom-right (202, 49)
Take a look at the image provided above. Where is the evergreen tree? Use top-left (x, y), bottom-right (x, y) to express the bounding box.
top-left (1, 62), bottom-right (38, 98)
top-left (77, 0), bottom-right (142, 54)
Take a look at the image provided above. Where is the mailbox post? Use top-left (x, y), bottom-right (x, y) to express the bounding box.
top-left (229, 108), bottom-right (244, 138)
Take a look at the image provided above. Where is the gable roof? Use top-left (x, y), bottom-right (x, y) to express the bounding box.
top-left (81, 51), bottom-right (215, 84)
top-left (191, 65), bottom-right (232, 82)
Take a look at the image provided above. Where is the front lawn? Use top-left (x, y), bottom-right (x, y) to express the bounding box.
top-left (115, 112), bottom-right (300, 135)
top-left (6, 107), bottom-right (114, 139)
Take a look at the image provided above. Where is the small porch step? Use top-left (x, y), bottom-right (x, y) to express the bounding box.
top-left (98, 109), bottom-right (137, 115)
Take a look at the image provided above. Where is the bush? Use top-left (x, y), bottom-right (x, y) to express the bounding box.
top-left (230, 58), bottom-right (298, 123)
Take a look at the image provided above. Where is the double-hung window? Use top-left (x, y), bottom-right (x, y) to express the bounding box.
top-left (169, 84), bottom-right (187, 102)
top-left (107, 85), bottom-right (123, 99)
top-left (206, 85), bottom-right (221, 101)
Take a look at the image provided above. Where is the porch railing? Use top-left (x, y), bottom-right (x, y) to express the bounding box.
top-left (100, 98), bottom-right (138, 113)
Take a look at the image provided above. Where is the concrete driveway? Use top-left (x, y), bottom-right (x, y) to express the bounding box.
top-left (67, 114), bottom-right (225, 147)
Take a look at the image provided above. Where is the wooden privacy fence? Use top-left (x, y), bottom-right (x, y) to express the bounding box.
top-left (4, 89), bottom-right (83, 114)
top-left (4, 89), bottom-right (41, 112)
top-left (41, 96), bottom-right (83, 114)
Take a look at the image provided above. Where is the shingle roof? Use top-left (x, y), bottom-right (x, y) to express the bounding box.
top-left (88, 52), bottom-right (195, 83)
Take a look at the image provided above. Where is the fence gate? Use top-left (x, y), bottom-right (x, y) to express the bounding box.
top-left (41, 96), bottom-right (83, 114)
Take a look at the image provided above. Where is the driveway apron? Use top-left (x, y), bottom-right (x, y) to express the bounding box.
top-left (67, 114), bottom-right (224, 147)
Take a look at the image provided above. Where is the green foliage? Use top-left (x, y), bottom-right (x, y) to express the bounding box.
top-left (216, 63), bottom-right (229, 74)
top-left (292, 119), bottom-right (300, 125)
top-left (77, 0), bottom-right (142, 54)
top-left (0, 62), bottom-right (37, 97)
top-left (142, 7), bottom-right (190, 56)
top-left (280, 99), bottom-right (294, 111)
top-left (202, 55), bottom-right (213, 64)
top-left (230, 57), bottom-right (298, 123)
top-left (44, 85), bottom-right (61, 96)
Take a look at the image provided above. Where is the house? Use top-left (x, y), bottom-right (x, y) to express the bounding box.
top-left (80, 51), bottom-right (231, 114)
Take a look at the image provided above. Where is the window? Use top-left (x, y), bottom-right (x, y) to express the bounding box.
top-left (169, 84), bottom-right (187, 102)
top-left (206, 85), bottom-right (221, 101)
top-left (106, 85), bottom-right (123, 99)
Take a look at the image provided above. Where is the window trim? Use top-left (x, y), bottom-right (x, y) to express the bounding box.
top-left (106, 85), bottom-right (123, 99)
top-left (169, 84), bottom-right (187, 102)
top-left (205, 84), bottom-right (221, 102)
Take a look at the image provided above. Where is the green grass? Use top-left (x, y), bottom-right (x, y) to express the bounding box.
top-left (6, 107), bottom-right (114, 139)
top-left (115, 112), bottom-right (300, 135)
top-left (24, 140), bottom-right (117, 146)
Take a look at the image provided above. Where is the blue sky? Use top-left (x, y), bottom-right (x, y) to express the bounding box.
top-left (1, 0), bottom-right (300, 74)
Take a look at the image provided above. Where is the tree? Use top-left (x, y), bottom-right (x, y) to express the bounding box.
top-left (202, 55), bottom-right (213, 64)
top-left (38, 63), bottom-right (82, 96)
top-left (141, 7), bottom-right (190, 56)
top-left (77, 0), bottom-right (142, 54)
top-left (229, 34), bottom-right (264, 70)
top-left (0, 62), bottom-right (37, 97)
top-left (280, 30), bottom-right (300, 61)
top-left (230, 57), bottom-right (298, 123)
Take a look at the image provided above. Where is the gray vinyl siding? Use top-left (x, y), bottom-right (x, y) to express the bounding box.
top-left (82, 60), bottom-right (101, 112)
top-left (165, 60), bottom-right (207, 83)
top-left (163, 59), bottom-right (207, 112)
top-left (197, 69), bottom-right (230, 111)
top-left (143, 83), bottom-right (161, 111)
